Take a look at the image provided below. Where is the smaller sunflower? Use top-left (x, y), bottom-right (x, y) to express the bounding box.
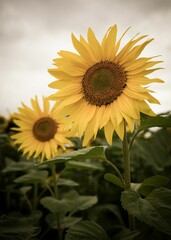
top-left (11, 96), bottom-right (71, 161)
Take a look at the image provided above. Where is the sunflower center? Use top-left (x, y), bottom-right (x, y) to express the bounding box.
top-left (82, 61), bottom-right (127, 106)
top-left (33, 117), bottom-right (57, 142)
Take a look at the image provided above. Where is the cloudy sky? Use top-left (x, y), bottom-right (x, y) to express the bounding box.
top-left (1, 0), bottom-right (171, 117)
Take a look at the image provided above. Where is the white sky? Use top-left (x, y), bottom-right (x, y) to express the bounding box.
top-left (0, 0), bottom-right (171, 117)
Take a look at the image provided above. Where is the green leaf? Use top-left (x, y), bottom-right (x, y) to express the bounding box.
top-left (88, 204), bottom-right (124, 225)
top-left (131, 129), bottom-right (171, 171)
top-left (63, 190), bottom-right (98, 215)
top-left (58, 178), bottom-right (79, 187)
top-left (19, 186), bottom-right (32, 195)
top-left (0, 215), bottom-right (40, 240)
top-left (2, 160), bottom-right (34, 173)
top-left (46, 213), bottom-right (82, 229)
top-left (41, 192), bottom-right (98, 219)
top-left (65, 220), bottom-right (110, 240)
top-left (14, 170), bottom-right (48, 184)
top-left (20, 210), bottom-right (43, 226)
top-left (121, 188), bottom-right (171, 236)
top-left (66, 160), bottom-right (104, 171)
top-left (40, 197), bottom-right (70, 218)
top-left (104, 173), bottom-right (123, 188)
top-left (39, 146), bottom-right (107, 165)
top-left (139, 113), bottom-right (171, 132)
top-left (137, 175), bottom-right (169, 197)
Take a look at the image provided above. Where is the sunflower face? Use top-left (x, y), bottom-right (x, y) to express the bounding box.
top-left (33, 117), bottom-right (58, 142)
top-left (82, 61), bottom-right (127, 106)
top-left (11, 97), bottom-right (71, 161)
top-left (48, 25), bottom-right (163, 146)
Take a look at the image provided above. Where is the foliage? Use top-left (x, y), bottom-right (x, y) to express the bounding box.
top-left (0, 113), bottom-right (171, 239)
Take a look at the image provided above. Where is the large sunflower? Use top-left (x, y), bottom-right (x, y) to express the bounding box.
top-left (11, 96), bottom-right (71, 161)
top-left (48, 25), bottom-right (163, 146)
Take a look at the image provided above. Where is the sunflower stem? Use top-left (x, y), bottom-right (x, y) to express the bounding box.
top-left (122, 120), bottom-right (135, 231)
top-left (33, 183), bottom-right (38, 211)
top-left (50, 163), bottom-right (63, 240)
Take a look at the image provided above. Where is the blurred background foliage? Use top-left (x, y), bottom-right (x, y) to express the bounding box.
top-left (0, 113), bottom-right (171, 240)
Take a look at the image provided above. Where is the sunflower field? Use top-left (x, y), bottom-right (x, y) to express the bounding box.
top-left (1, 26), bottom-right (171, 240)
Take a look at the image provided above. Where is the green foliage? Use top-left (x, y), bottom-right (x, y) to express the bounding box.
top-left (104, 173), bottom-right (124, 188)
top-left (139, 113), bottom-right (171, 132)
top-left (137, 175), bottom-right (169, 197)
top-left (1, 113), bottom-right (171, 239)
top-left (0, 215), bottom-right (40, 240)
top-left (39, 146), bottom-right (107, 165)
top-left (121, 188), bottom-right (171, 236)
top-left (14, 170), bottom-right (49, 184)
top-left (65, 220), bottom-right (110, 240)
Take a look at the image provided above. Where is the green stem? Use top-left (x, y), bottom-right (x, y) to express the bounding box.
top-left (122, 120), bottom-right (135, 231)
top-left (103, 157), bottom-right (125, 188)
top-left (33, 183), bottom-right (38, 210)
top-left (50, 164), bottom-right (63, 240)
top-left (122, 121), bottom-right (131, 190)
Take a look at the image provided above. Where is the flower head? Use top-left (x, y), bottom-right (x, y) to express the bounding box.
top-left (48, 25), bottom-right (163, 146)
top-left (11, 96), bottom-right (71, 161)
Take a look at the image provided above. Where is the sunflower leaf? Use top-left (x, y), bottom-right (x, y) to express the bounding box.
top-left (14, 170), bottom-right (48, 184)
top-left (137, 175), bottom-right (169, 197)
top-left (104, 173), bottom-right (124, 188)
top-left (66, 160), bottom-right (104, 171)
top-left (0, 215), bottom-right (40, 240)
top-left (121, 188), bottom-right (171, 236)
top-left (39, 146), bottom-right (107, 165)
top-left (139, 113), bottom-right (171, 132)
top-left (65, 220), bottom-right (110, 240)
top-left (46, 213), bottom-right (82, 229)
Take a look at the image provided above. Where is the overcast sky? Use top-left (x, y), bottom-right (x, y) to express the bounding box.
top-left (1, 0), bottom-right (171, 117)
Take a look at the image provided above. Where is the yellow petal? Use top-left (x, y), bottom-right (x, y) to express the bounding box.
top-left (117, 94), bottom-right (139, 119)
top-left (101, 25), bottom-right (117, 60)
top-left (72, 33), bottom-right (95, 65)
top-left (78, 104), bottom-right (96, 138)
top-left (104, 120), bottom-right (114, 145)
top-left (116, 35), bottom-right (147, 62)
top-left (139, 101), bottom-right (156, 116)
top-left (87, 27), bottom-right (102, 61)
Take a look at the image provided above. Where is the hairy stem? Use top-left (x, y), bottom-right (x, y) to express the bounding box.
top-left (122, 120), bottom-right (135, 230)
top-left (50, 164), bottom-right (63, 240)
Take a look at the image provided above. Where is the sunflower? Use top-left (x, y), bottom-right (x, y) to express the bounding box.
top-left (11, 96), bottom-right (71, 161)
top-left (48, 25), bottom-right (163, 146)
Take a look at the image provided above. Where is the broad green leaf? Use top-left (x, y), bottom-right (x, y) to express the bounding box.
top-left (0, 215), bottom-right (40, 240)
top-left (63, 190), bottom-right (98, 215)
top-left (61, 217), bottom-right (82, 229)
top-left (88, 204), bottom-right (124, 225)
top-left (65, 220), bottom-right (110, 240)
top-left (14, 170), bottom-right (48, 184)
top-left (58, 178), bottom-right (79, 187)
top-left (40, 192), bottom-right (98, 218)
top-left (75, 195), bottom-right (98, 211)
top-left (104, 173), bottom-right (124, 188)
top-left (40, 196), bottom-right (70, 218)
top-left (131, 129), bottom-right (171, 172)
top-left (20, 210), bottom-right (43, 226)
top-left (19, 186), bottom-right (32, 195)
top-left (66, 160), bottom-right (104, 171)
top-left (39, 146), bottom-right (107, 165)
top-left (2, 160), bottom-right (34, 173)
top-left (121, 188), bottom-right (171, 236)
top-left (139, 113), bottom-right (171, 132)
top-left (137, 175), bottom-right (169, 197)
top-left (46, 213), bottom-right (82, 229)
